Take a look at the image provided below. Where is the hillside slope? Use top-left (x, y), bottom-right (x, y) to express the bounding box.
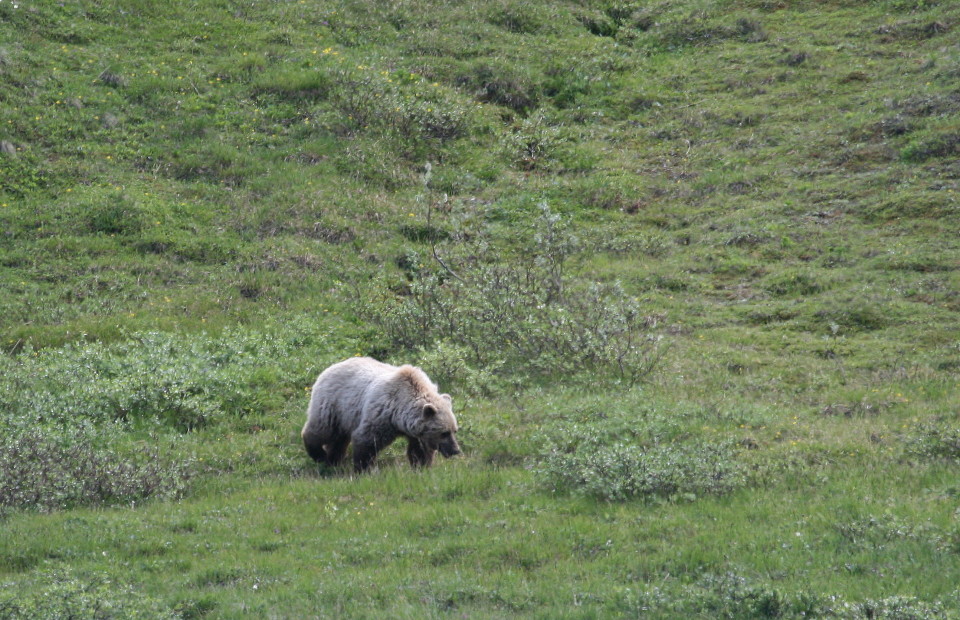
top-left (2, 0), bottom-right (959, 617)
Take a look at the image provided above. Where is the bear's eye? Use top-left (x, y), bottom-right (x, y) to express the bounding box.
top-left (441, 431), bottom-right (452, 439)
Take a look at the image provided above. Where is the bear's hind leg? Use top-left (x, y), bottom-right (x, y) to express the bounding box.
top-left (406, 438), bottom-right (436, 468)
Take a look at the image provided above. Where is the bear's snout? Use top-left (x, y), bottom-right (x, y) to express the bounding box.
top-left (439, 439), bottom-right (461, 458)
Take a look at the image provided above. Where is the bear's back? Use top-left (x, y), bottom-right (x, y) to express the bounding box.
top-left (316, 357), bottom-right (396, 396)
top-left (307, 358), bottom-right (399, 434)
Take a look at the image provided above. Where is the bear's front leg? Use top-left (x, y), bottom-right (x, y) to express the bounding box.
top-left (352, 425), bottom-right (397, 473)
top-left (406, 438), bottom-right (436, 468)
top-left (302, 428), bottom-right (328, 464)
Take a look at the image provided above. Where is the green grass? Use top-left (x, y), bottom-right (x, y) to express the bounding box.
top-left (3, 463), bottom-right (960, 617)
top-left (2, 0), bottom-right (960, 617)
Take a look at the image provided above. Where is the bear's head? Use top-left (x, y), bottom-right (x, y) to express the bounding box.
top-left (422, 394), bottom-right (461, 458)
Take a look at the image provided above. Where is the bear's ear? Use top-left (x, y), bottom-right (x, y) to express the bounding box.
top-left (441, 393), bottom-right (452, 403)
top-left (423, 404), bottom-right (437, 418)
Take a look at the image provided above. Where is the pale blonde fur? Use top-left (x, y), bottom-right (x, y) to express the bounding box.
top-left (301, 357), bottom-right (460, 471)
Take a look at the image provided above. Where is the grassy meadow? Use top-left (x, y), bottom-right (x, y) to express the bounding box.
top-left (1, 0), bottom-right (959, 617)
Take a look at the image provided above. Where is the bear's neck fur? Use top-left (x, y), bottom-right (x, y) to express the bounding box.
top-left (393, 365), bottom-right (434, 396)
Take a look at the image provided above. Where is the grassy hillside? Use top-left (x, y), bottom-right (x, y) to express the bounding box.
top-left (2, 0), bottom-right (959, 617)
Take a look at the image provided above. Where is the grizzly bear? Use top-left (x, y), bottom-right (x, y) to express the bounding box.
top-left (301, 357), bottom-right (461, 472)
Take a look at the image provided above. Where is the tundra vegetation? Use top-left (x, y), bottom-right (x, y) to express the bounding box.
top-left (1, 0), bottom-right (959, 617)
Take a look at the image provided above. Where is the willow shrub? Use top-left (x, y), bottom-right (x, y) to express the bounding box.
top-left (367, 205), bottom-right (666, 388)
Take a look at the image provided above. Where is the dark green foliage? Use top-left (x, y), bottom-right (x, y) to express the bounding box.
top-left (501, 113), bottom-right (568, 170)
top-left (368, 206), bottom-right (664, 385)
top-left (398, 222), bottom-right (449, 243)
top-left (0, 429), bottom-right (190, 517)
top-left (836, 513), bottom-right (940, 549)
top-left (904, 424), bottom-right (960, 462)
top-left (623, 573), bottom-right (952, 619)
top-left (845, 597), bottom-right (948, 619)
top-left (762, 270), bottom-right (825, 297)
top-left (539, 438), bottom-right (746, 501)
top-left (252, 69), bottom-right (332, 102)
top-left (578, 9), bottom-right (619, 38)
top-left (0, 570), bottom-right (180, 619)
top-left (654, 12), bottom-right (769, 50)
top-left (0, 150), bottom-right (46, 197)
top-left (486, 1), bottom-right (550, 34)
top-left (85, 195), bottom-right (147, 235)
top-left (902, 131), bottom-right (960, 162)
top-left (169, 143), bottom-right (257, 187)
top-left (681, 572), bottom-right (826, 618)
top-left (457, 61), bottom-right (539, 114)
top-left (0, 329), bottom-right (309, 431)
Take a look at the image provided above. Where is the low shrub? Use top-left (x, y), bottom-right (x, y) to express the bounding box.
top-left (486, 1), bottom-right (550, 34)
top-left (534, 401), bottom-right (746, 502)
top-left (366, 204), bottom-right (665, 386)
top-left (903, 424), bottom-right (960, 462)
top-left (326, 67), bottom-right (476, 149)
top-left (537, 438), bottom-right (746, 501)
top-left (335, 137), bottom-right (413, 189)
top-left (0, 427), bottom-right (191, 517)
top-left (169, 142), bottom-right (258, 187)
top-left (0, 325), bottom-right (322, 514)
top-left (413, 340), bottom-right (504, 398)
top-left (842, 596), bottom-right (947, 619)
top-left (0, 569), bottom-right (180, 619)
top-left (252, 68), bottom-right (331, 102)
top-left (0, 329), bottom-right (306, 431)
top-left (836, 513), bottom-right (941, 550)
top-left (0, 149), bottom-right (46, 197)
top-left (457, 61), bottom-right (540, 114)
top-left (500, 113), bottom-right (567, 171)
top-left (686, 572), bottom-right (826, 618)
top-left (901, 131), bottom-right (960, 163)
top-left (762, 270), bottom-right (825, 298)
top-left (813, 302), bottom-right (890, 334)
top-left (620, 572), bottom-right (951, 618)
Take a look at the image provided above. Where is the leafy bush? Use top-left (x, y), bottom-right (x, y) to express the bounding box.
top-left (335, 136), bottom-right (414, 189)
top-left (621, 573), bottom-right (952, 618)
top-left (413, 340), bottom-right (503, 398)
top-left (762, 270), bottom-right (825, 298)
top-left (0, 427), bottom-right (191, 517)
top-left (486, 1), bottom-right (551, 34)
top-left (572, 175), bottom-right (647, 214)
top-left (0, 325), bottom-right (321, 515)
top-left (320, 67), bottom-right (484, 187)
top-left (366, 204), bottom-right (665, 386)
top-left (813, 301), bottom-right (890, 333)
top-left (500, 113), bottom-right (567, 170)
top-left (685, 572), bottom-right (826, 619)
top-left (836, 513), bottom-right (943, 552)
top-left (252, 68), bottom-right (331, 102)
top-left (170, 142), bottom-right (258, 187)
top-left (537, 437), bottom-right (746, 502)
top-left (903, 424), bottom-right (960, 462)
top-left (326, 67), bottom-right (475, 147)
top-left (0, 329), bottom-right (304, 431)
top-left (535, 401), bottom-right (746, 501)
top-left (0, 569), bottom-right (180, 619)
top-left (842, 596), bottom-right (947, 619)
top-left (85, 194), bottom-right (150, 235)
top-left (901, 131), bottom-right (960, 162)
top-left (0, 149), bottom-right (46, 197)
top-left (457, 61), bottom-right (540, 114)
